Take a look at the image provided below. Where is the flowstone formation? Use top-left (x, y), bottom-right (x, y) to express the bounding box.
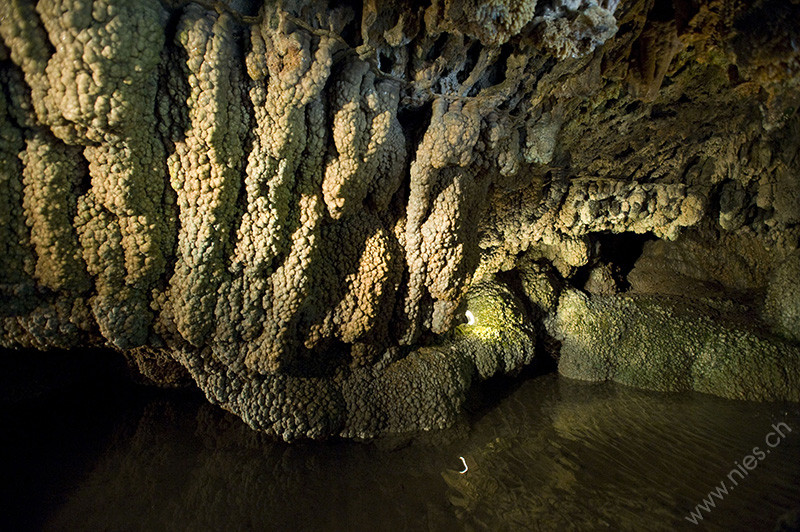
top-left (2, 0), bottom-right (799, 440)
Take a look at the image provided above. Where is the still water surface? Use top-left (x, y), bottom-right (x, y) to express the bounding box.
top-left (2, 355), bottom-right (798, 531)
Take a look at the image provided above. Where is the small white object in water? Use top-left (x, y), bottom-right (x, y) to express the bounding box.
top-left (465, 310), bottom-right (475, 326)
top-left (459, 456), bottom-right (468, 474)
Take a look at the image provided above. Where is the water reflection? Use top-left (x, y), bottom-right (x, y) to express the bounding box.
top-left (444, 378), bottom-right (800, 531)
top-left (4, 371), bottom-right (799, 531)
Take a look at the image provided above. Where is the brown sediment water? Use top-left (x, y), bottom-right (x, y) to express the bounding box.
top-left (2, 360), bottom-right (798, 531)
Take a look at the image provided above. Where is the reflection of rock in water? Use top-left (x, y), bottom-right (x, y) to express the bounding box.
top-left (46, 396), bottom-right (469, 531)
top-left (41, 375), bottom-right (800, 531)
top-left (441, 376), bottom-right (800, 531)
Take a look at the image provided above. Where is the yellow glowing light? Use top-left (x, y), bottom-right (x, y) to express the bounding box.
top-left (465, 310), bottom-right (475, 325)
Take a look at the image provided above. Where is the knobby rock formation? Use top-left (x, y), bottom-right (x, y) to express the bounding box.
top-left (1, 0), bottom-right (799, 440)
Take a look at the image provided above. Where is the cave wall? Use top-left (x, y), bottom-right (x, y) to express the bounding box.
top-left (1, 0), bottom-right (799, 439)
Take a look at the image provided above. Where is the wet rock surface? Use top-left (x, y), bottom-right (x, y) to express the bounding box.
top-left (3, 369), bottom-right (798, 531)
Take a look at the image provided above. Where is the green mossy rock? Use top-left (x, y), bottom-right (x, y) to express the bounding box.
top-left (548, 289), bottom-right (800, 402)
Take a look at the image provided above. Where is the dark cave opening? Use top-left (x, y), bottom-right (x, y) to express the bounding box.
top-left (426, 33), bottom-right (450, 62)
top-left (596, 232), bottom-right (656, 277)
top-left (378, 52), bottom-right (395, 73)
top-left (396, 99), bottom-right (433, 152)
top-left (457, 40), bottom-right (483, 85)
top-left (328, 0), bottom-right (363, 49)
top-left (648, 0), bottom-right (676, 22)
top-left (573, 231), bottom-right (657, 292)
